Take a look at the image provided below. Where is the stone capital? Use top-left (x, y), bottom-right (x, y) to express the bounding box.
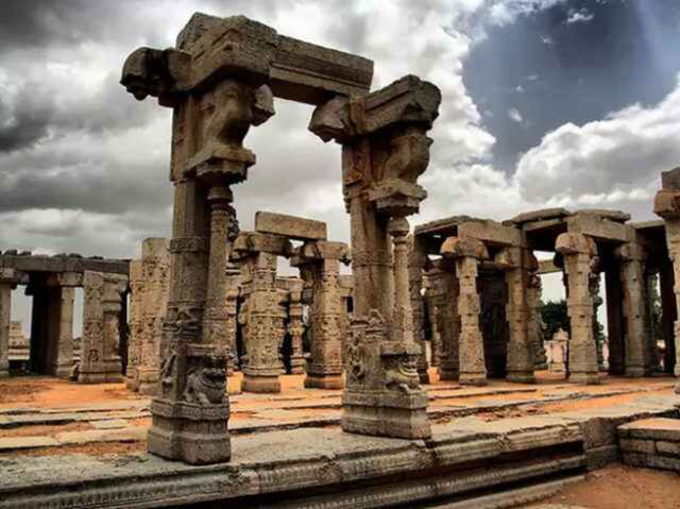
top-left (0, 268), bottom-right (29, 285)
top-left (440, 236), bottom-right (489, 260)
top-left (614, 242), bottom-right (646, 262)
top-left (555, 232), bottom-right (597, 256)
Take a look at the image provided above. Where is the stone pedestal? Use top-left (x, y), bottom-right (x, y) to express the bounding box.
top-left (504, 248), bottom-right (536, 383)
top-left (293, 241), bottom-right (349, 389)
top-left (441, 237), bottom-right (488, 386)
top-left (556, 233), bottom-right (600, 385)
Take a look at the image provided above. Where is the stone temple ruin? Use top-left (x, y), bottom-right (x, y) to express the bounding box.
top-left (2, 12), bottom-right (680, 509)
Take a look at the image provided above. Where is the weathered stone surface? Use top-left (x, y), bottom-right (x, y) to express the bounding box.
top-left (618, 417), bottom-right (680, 441)
top-left (255, 211), bottom-right (327, 241)
top-left (0, 436), bottom-right (59, 451)
top-left (507, 208), bottom-right (571, 225)
top-left (619, 438), bottom-right (656, 454)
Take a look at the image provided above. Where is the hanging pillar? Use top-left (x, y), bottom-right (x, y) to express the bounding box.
top-left (654, 167), bottom-right (680, 393)
top-left (310, 76), bottom-right (440, 439)
top-left (408, 235), bottom-right (430, 384)
top-left (504, 247), bottom-right (536, 383)
top-left (614, 242), bottom-right (650, 377)
top-left (292, 241), bottom-right (349, 389)
top-left (556, 233), bottom-right (600, 385)
top-left (232, 232), bottom-right (292, 393)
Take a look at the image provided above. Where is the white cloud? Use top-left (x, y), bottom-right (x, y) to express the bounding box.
top-left (515, 76), bottom-right (680, 212)
top-left (566, 9), bottom-right (594, 24)
top-left (508, 108), bottom-right (524, 123)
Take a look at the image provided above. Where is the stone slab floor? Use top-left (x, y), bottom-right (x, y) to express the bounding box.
top-left (0, 370), bottom-right (676, 458)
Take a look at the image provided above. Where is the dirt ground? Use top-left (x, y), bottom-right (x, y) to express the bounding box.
top-left (527, 465), bottom-right (680, 509)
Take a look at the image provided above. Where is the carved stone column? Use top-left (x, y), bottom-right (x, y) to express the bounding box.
top-left (556, 233), bottom-right (600, 385)
top-left (286, 278), bottom-right (306, 375)
top-left (526, 254), bottom-right (548, 371)
top-left (424, 270), bottom-right (444, 369)
top-left (654, 167), bottom-right (680, 393)
top-left (292, 241), bottom-right (349, 389)
top-left (138, 239), bottom-right (171, 395)
top-left (614, 242), bottom-right (650, 377)
top-left (54, 287), bottom-right (75, 379)
top-left (504, 247), bottom-right (536, 383)
top-left (430, 262), bottom-right (459, 380)
top-left (311, 76), bottom-right (440, 439)
top-left (232, 232), bottom-right (291, 393)
top-left (0, 280), bottom-right (10, 378)
top-left (225, 267), bottom-right (241, 374)
top-left (441, 237), bottom-right (488, 386)
top-left (408, 234), bottom-right (430, 384)
top-left (126, 260), bottom-right (144, 390)
top-left (79, 271), bottom-right (127, 383)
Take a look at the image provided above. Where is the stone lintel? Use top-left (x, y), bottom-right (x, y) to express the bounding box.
top-left (0, 254), bottom-right (129, 276)
top-left (521, 218), bottom-right (565, 234)
top-left (46, 272), bottom-right (83, 288)
top-left (457, 220), bottom-right (522, 247)
top-left (123, 13), bottom-right (373, 106)
top-left (507, 208), bottom-right (571, 225)
top-left (538, 259), bottom-right (561, 274)
top-left (575, 209), bottom-right (631, 223)
top-left (255, 211), bottom-right (327, 241)
top-left (566, 214), bottom-right (629, 243)
top-left (414, 215), bottom-right (482, 238)
top-left (232, 232), bottom-right (293, 258)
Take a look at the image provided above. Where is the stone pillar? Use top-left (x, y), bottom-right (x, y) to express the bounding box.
top-left (614, 242), bottom-right (650, 377)
top-left (441, 237), bottom-right (488, 386)
top-left (292, 241), bottom-right (349, 389)
top-left (0, 280), bottom-right (11, 377)
top-left (310, 76), bottom-right (440, 439)
top-left (137, 239), bottom-right (171, 395)
top-left (408, 234), bottom-right (430, 384)
top-left (424, 271), bottom-right (443, 368)
top-left (233, 233), bottom-right (291, 393)
top-left (526, 254), bottom-right (548, 371)
top-left (605, 263), bottom-right (626, 375)
top-left (430, 262), bottom-right (460, 381)
top-left (54, 287), bottom-right (74, 378)
top-left (225, 267), bottom-right (241, 374)
top-left (556, 233), bottom-right (600, 385)
top-left (504, 247), bottom-right (536, 383)
top-left (286, 278), bottom-right (306, 375)
top-left (654, 167), bottom-right (680, 393)
top-left (126, 260), bottom-right (144, 391)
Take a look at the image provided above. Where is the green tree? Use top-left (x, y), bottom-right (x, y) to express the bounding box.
top-left (539, 299), bottom-right (569, 341)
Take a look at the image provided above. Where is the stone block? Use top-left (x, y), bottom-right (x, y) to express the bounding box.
top-left (618, 417), bottom-right (680, 441)
top-left (656, 440), bottom-right (680, 456)
top-left (622, 451), bottom-right (648, 467)
top-left (585, 445), bottom-right (618, 471)
top-left (0, 436), bottom-right (59, 451)
top-left (618, 438), bottom-right (656, 454)
top-left (255, 211), bottom-right (327, 241)
top-left (647, 454), bottom-right (680, 472)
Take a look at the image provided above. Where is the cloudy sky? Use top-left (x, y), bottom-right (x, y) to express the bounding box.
top-left (2, 0), bottom-right (680, 331)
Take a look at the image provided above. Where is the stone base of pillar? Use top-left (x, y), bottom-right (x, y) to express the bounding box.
top-left (52, 363), bottom-right (73, 379)
top-left (148, 398), bottom-right (230, 465)
top-left (289, 356), bottom-right (306, 375)
top-left (624, 366), bottom-right (646, 378)
top-left (79, 358), bottom-right (124, 384)
top-left (438, 367), bottom-right (458, 381)
top-left (569, 372), bottom-right (600, 385)
top-left (241, 374), bottom-right (281, 393)
top-left (458, 373), bottom-right (487, 386)
top-left (126, 376), bottom-right (139, 392)
top-left (137, 369), bottom-right (159, 395)
top-left (305, 373), bottom-right (343, 389)
top-left (506, 371), bottom-right (536, 384)
top-left (341, 391), bottom-right (430, 439)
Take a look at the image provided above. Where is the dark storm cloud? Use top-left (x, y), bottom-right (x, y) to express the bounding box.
top-left (464, 0), bottom-right (680, 173)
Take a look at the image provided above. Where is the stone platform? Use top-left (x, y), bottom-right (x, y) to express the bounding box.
top-left (0, 375), bottom-right (679, 508)
top-left (619, 417), bottom-right (680, 472)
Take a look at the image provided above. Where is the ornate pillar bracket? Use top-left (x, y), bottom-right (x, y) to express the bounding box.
top-left (614, 241), bottom-right (649, 377)
top-left (654, 167), bottom-right (680, 393)
top-left (310, 75), bottom-right (440, 440)
top-left (441, 236), bottom-right (489, 386)
top-left (556, 232), bottom-right (600, 385)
